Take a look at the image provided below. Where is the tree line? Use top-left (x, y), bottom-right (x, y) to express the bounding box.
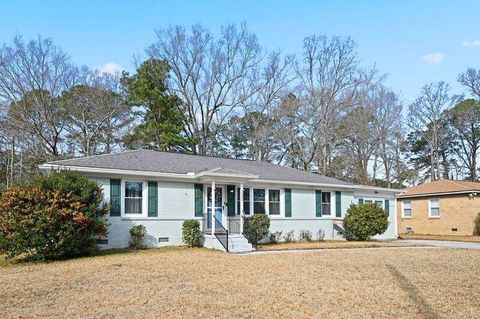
top-left (0, 23), bottom-right (479, 189)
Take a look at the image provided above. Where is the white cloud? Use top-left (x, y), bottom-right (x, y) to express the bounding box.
top-left (97, 62), bottom-right (123, 75)
top-left (463, 40), bottom-right (480, 48)
top-left (423, 52), bottom-right (444, 65)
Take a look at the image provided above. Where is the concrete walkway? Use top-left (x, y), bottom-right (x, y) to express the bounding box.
top-left (237, 239), bottom-right (480, 256)
top-left (400, 239), bottom-right (480, 250)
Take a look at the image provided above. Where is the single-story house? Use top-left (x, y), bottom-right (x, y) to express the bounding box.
top-left (40, 150), bottom-right (398, 252)
top-left (397, 179), bottom-right (480, 236)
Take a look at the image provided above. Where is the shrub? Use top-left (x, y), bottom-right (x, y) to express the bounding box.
top-left (0, 170), bottom-right (108, 261)
top-left (129, 225), bottom-right (147, 249)
top-left (182, 219), bottom-right (202, 247)
top-left (283, 230), bottom-right (295, 242)
top-left (269, 231), bottom-right (283, 243)
top-left (343, 203), bottom-right (389, 241)
top-left (243, 214), bottom-right (270, 247)
top-left (474, 213), bottom-right (480, 236)
top-left (316, 229), bottom-right (326, 241)
top-left (298, 229), bottom-right (313, 242)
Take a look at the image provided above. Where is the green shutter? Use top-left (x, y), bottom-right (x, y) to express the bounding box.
top-left (384, 199), bottom-right (390, 215)
top-left (335, 191), bottom-right (341, 218)
top-left (148, 181), bottom-right (158, 217)
top-left (227, 185), bottom-right (235, 216)
top-left (194, 184), bottom-right (203, 217)
top-left (110, 179), bottom-right (121, 216)
top-left (284, 189), bottom-right (292, 217)
top-left (315, 190), bottom-right (322, 217)
top-left (358, 198), bottom-right (364, 205)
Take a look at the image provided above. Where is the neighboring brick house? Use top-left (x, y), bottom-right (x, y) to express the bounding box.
top-left (397, 180), bottom-right (480, 236)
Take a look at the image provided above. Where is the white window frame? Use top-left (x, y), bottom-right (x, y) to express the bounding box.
top-left (122, 180), bottom-right (148, 217)
top-left (268, 189), bottom-right (281, 216)
top-left (428, 198), bottom-right (440, 218)
top-left (321, 191), bottom-right (332, 216)
top-left (402, 200), bottom-right (412, 218)
top-left (235, 186), bottom-right (284, 218)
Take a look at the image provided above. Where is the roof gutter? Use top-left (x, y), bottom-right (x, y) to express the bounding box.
top-left (397, 190), bottom-right (480, 199)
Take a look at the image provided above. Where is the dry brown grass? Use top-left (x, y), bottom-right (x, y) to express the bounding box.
top-left (400, 233), bottom-right (480, 243)
top-left (1, 247), bottom-right (480, 318)
top-left (257, 240), bottom-right (414, 251)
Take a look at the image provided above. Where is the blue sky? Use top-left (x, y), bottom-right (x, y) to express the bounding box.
top-left (1, 0), bottom-right (479, 104)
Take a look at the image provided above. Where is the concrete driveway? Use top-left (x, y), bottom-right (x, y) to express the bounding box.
top-left (400, 239), bottom-right (480, 250)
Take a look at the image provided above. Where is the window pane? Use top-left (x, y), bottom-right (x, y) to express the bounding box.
top-left (375, 201), bottom-right (383, 208)
top-left (431, 207), bottom-right (440, 216)
top-left (322, 203), bottom-right (331, 215)
top-left (125, 182), bottom-right (142, 214)
top-left (237, 188), bottom-right (250, 215)
top-left (431, 199), bottom-right (439, 208)
top-left (254, 189), bottom-right (265, 201)
top-left (254, 202), bottom-right (265, 214)
top-left (365, 200), bottom-right (372, 204)
top-left (404, 208), bottom-right (412, 217)
top-left (404, 201), bottom-right (411, 209)
top-left (125, 198), bottom-right (142, 214)
top-left (269, 189), bottom-right (280, 202)
top-left (322, 192), bottom-right (330, 203)
top-left (125, 182), bottom-right (142, 198)
top-left (269, 203), bottom-right (280, 215)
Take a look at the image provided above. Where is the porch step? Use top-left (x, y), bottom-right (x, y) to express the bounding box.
top-left (228, 234), bottom-right (254, 253)
top-left (202, 234), bottom-right (254, 253)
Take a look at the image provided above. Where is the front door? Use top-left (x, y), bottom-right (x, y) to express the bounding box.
top-left (207, 186), bottom-right (224, 230)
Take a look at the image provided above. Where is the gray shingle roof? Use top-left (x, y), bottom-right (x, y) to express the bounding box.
top-left (46, 150), bottom-right (352, 186)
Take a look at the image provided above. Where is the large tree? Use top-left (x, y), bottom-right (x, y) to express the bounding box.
top-left (0, 37), bottom-right (76, 160)
top-left (285, 34), bottom-right (383, 172)
top-left (407, 82), bottom-right (459, 181)
top-left (147, 23), bottom-right (265, 155)
top-left (121, 59), bottom-right (189, 151)
top-left (61, 69), bottom-right (134, 156)
top-left (446, 99), bottom-right (480, 181)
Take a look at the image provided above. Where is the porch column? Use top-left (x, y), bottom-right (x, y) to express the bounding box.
top-left (211, 181), bottom-right (216, 235)
top-left (240, 183), bottom-right (244, 234)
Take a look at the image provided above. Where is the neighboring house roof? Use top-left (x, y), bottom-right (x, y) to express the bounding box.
top-left (398, 179), bottom-right (480, 198)
top-left (40, 150), bottom-right (398, 192)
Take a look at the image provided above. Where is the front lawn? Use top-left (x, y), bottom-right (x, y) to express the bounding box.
top-left (1, 247), bottom-right (479, 318)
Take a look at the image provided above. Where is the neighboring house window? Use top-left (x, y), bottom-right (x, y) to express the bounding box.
top-left (269, 189), bottom-right (280, 215)
top-left (237, 187), bottom-right (250, 215)
top-left (429, 198), bottom-right (440, 217)
top-left (125, 182), bottom-right (143, 214)
top-left (253, 189), bottom-right (266, 214)
top-left (403, 200), bottom-right (412, 218)
top-left (322, 192), bottom-right (331, 215)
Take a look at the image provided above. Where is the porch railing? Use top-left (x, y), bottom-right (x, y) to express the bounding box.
top-left (213, 216), bottom-right (229, 252)
top-left (228, 217), bottom-right (241, 234)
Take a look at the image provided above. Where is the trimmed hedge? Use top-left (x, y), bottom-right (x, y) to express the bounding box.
top-left (0, 170), bottom-right (108, 261)
top-left (343, 203), bottom-right (389, 241)
top-left (243, 214), bottom-right (270, 247)
top-left (182, 219), bottom-right (202, 247)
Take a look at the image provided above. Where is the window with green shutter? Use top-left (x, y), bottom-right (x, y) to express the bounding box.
top-left (110, 179), bottom-right (121, 216)
top-left (284, 189), bottom-right (292, 217)
top-left (315, 190), bottom-right (322, 217)
top-left (194, 184), bottom-right (203, 217)
top-left (358, 198), bottom-right (364, 205)
top-left (335, 191), bottom-right (341, 217)
top-left (384, 199), bottom-right (390, 215)
top-left (148, 181), bottom-right (158, 217)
